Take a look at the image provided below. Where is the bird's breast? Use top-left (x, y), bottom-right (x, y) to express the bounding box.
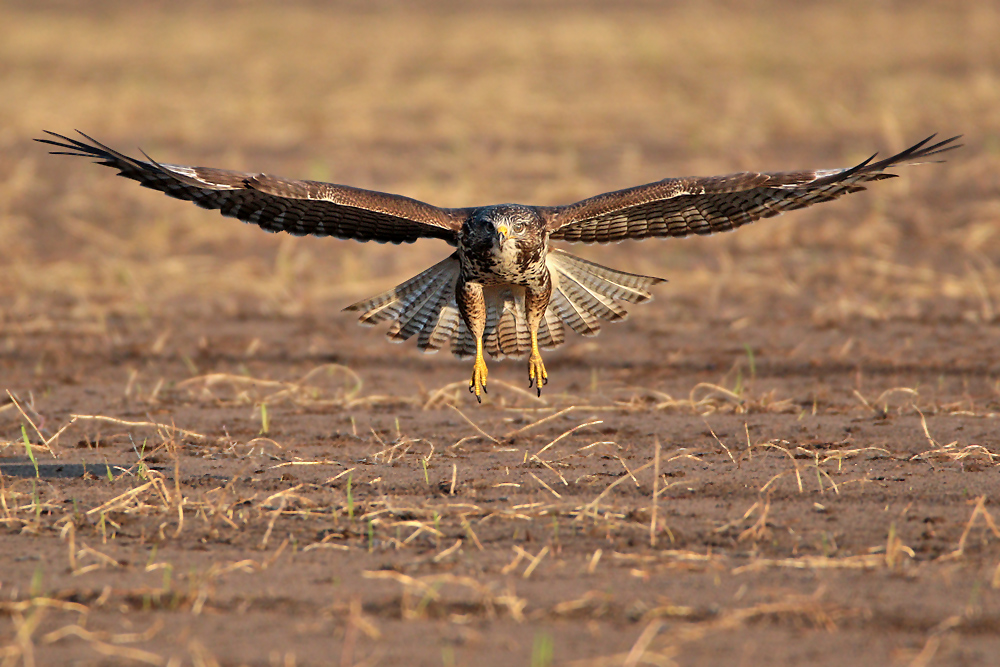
top-left (459, 239), bottom-right (547, 287)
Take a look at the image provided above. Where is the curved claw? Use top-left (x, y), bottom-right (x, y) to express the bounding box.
top-left (527, 352), bottom-right (548, 397)
top-left (469, 354), bottom-right (489, 403)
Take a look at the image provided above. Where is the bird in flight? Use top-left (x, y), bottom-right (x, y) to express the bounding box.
top-left (38, 131), bottom-right (959, 401)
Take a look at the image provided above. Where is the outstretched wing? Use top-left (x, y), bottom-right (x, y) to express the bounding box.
top-left (37, 131), bottom-right (468, 245)
top-left (545, 135), bottom-right (961, 243)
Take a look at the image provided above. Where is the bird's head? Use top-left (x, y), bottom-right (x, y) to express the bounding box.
top-left (465, 204), bottom-right (544, 254)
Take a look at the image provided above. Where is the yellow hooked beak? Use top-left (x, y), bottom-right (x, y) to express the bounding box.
top-left (495, 224), bottom-right (509, 246)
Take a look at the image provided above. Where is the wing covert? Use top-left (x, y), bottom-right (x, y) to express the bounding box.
top-left (546, 135), bottom-right (961, 244)
top-left (37, 131), bottom-right (466, 245)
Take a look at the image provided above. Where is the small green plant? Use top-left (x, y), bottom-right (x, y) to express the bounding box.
top-left (180, 353), bottom-right (198, 375)
top-left (531, 632), bottom-right (554, 667)
top-left (744, 342), bottom-right (756, 379)
top-left (162, 565), bottom-right (173, 594)
top-left (21, 425), bottom-right (39, 478)
top-left (133, 436), bottom-right (149, 480)
top-left (413, 581), bottom-right (443, 617)
top-left (733, 369), bottom-right (744, 397)
top-left (819, 532), bottom-right (837, 557)
top-left (259, 403), bottom-right (270, 435)
top-left (30, 565), bottom-right (44, 598)
top-left (733, 343), bottom-right (756, 397)
top-left (31, 481), bottom-right (41, 520)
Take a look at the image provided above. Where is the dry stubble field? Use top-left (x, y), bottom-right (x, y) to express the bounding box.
top-left (2, 2), bottom-right (1000, 665)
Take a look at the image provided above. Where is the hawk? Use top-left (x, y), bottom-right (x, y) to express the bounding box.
top-left (38, 131), bottom-right (959, 401)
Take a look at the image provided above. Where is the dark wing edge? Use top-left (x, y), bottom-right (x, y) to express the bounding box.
top-left (545, 134), bottom-right (962, 244)
top-left (36, 130), bottom-right (467, 245)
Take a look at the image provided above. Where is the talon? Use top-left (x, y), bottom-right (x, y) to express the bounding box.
top-left (469, 348), bottom-right (489, 403)
top-left (527, 350), bottom-right (548, 398)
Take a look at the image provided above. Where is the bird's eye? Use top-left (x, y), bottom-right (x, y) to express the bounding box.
top-left (512, 221), bottom-right (525, 234)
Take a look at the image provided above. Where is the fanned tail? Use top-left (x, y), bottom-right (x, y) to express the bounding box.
top-left (344, 249), bottom-right (665, 360)
top-left (343, 253), bottom-right (463, 354)
top-left (544, 249), bottom-right (665, 339)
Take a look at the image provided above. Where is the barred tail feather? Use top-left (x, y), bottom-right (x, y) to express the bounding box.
top-left (538, 306), bottom-right (566, 349)
top-left (418, 299), bottom-right (460, 354)
top-left (485, 289), bottom-right (531, 358)
top-left (343, 253), bottom-right (461, 327)
top-left (343, 249), bottom-right (664, 360)
top-left (452, 316), bottom-right (477, 359)
top-left (544, 249), bottom-right (665, 339)
top-left (546, 250), bottom-right (664, 304)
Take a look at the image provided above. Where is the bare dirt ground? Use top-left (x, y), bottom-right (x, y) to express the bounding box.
top-left (1, 2), bottom-right (1000, 665)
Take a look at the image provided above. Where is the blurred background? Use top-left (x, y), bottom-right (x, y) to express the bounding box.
top-left (0, 0), bottom-right (996, 346)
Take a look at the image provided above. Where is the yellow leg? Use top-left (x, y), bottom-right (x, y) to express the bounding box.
top-left (527, 330), bottom-right (548, 396)
top-left (469, 337), bottom-right (489, 403)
